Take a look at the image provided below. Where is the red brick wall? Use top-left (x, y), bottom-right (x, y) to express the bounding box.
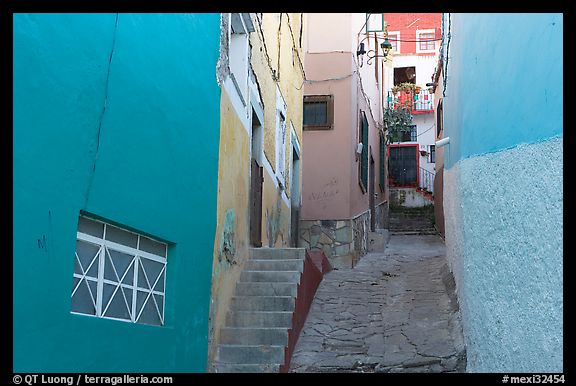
top-left (384, 13), bottom-right (441, 55)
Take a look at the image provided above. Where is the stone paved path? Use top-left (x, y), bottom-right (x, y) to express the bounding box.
top-left (289, 234), bottom-right (466, 373)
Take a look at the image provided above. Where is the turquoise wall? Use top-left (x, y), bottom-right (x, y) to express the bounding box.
top-left (442, 13), bottom-right (563, 169)
top-left (441, 13), bottom-right (563, 371)
top-left (13, 13), bottom-right (221, 372)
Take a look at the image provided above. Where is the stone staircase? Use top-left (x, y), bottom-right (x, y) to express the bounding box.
top-left (213, 248), bottom-right (306, 373)
top-left (389, 205), bottom-right (437, 235)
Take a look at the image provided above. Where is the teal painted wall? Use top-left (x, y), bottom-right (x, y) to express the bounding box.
top-left (442, 13), bottom-right (563, 169)
top-left (13, 13), bottom-right (221, 372)
top-left (441, 13), bottom-right (563, 371)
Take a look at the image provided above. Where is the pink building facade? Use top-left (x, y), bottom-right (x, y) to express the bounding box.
top-left (299, 13), bottom-right (389, 268)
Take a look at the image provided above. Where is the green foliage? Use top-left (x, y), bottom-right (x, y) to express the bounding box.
top-left (383, 107), bottom-right (413, 144)
top-left (391, 82), bottom-right (421, 94)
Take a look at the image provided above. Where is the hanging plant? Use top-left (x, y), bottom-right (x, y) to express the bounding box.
top-left (391, 82), bottom-right (418, 94)
top-left (383, 107), bottom-right (413, 144)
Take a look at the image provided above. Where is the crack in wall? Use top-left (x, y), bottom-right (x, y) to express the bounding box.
top-left (83, 13), bottom-right (119, 210)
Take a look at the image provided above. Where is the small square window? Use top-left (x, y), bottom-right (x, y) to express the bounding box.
top-left (400, 125), bottom-right (417, 142)
top-left (303, 95), bottom-right (334, 130)
top-left (71, 216), bottom-right (168, 326)
top-left (418, 32), bottom-right (435, 52)
top-left (388, 32), bottom-right (399, 53)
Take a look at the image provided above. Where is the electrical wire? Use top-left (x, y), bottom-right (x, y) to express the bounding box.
top-left (443, 13), bottom-right (451, 98)
top-left (417, 124), bottom-right (435, 137)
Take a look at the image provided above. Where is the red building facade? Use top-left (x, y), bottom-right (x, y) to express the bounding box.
top-left (384, 13), bottom-right (441, 56)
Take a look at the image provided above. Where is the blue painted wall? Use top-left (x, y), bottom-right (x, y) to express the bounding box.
top-left (441, 13), bottom-right (563, 371)
top-left (13, 13), bottom-right (221, 372)
top-left (442, 13), bottom-right (563, 169)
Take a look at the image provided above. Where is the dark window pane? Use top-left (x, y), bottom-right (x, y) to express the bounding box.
top-left (138, 293), bottom-right (162, 326)
top-left (76, 240), bottom-right (100, 277)
top-left (78, 217), bottom-right (104, 238)
top-left (104, 248), bottom-right (135, 282)
top-left (304, 102), bottom-right (327, 125)
top-left (105, 224), bottom-right (138, 248)
top-left (139, 236), bottom-right (167, 257)
top-left (103, 287), bottom-right (131, 321)
top-left (71, 279), bottom-right (97, 315)
top-left (140, 258), bottom-right (165, 290)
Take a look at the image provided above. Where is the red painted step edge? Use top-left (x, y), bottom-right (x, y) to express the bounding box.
top-left (279, 250), bottom-right (331, 373)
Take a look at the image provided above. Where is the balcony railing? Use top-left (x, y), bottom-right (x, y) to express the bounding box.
top-left (419, 166), bottom-right (435, 194)
top-left (387, 89), bottom-right (434, 114)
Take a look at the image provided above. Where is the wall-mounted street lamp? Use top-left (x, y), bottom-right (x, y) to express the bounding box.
top-left (357, 38), bottom-right (393, 65)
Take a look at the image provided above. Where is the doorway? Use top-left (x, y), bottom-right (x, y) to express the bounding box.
top-left (290, 143), bottom-right (301, 247)
top-left (250, 108), bottom-right (263, 247)
top-left (389, 144), bottom-right (419, 187)
top-left (369, 152), bottom-right (376, 232)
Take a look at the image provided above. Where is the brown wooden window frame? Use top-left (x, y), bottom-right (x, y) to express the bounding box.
top-left (303, 95), bottom-right (334, 131)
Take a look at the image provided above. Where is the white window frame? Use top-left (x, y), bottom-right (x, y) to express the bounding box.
top-left (275, 87), bottom-right (288, 188)
top-left (387, 31), bottom-right (400, 54)
top-left (415, 29), bottom-right (436, 54)
top-left (228, 13), bottom-right (255, 108)
top-left (71, 217), bottom-right (168, 326)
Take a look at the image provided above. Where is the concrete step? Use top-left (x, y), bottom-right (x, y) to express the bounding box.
top-left (231, 296), bottom-right (295, 311)
top-left (240, 270), bottom-right (301, 283)
top-left (213, 363), bottom-right (280, 373)
top-left (226, 311), bottom-right (293, 328)
top-left (235, 282), bottom-right (298, 297)
top-left (247, 259), bottom-right (304, 272)
top-left (251, 248), bottom-right (305, 260)
top-left (391, 230), bottom-right (438, 235)
top-left (216, 344), bottom-right (285, 364)
top-left (390, 226), bottom-right (435, 231)
top-left (220, 327), bottom-right (289, 346)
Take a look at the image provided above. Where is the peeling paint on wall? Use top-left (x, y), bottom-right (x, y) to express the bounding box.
top-left (219, 209), bottom-right (237, 265)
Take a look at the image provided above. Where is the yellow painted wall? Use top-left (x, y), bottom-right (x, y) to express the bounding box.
top-left (208, 13), bottom-right (305, 367)
top-left (208, 90), bottom-right (251, 362)
top-left (250, 13), bottom-right (305, 247)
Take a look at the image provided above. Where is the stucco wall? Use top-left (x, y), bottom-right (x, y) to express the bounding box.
top-left (440, 13), bottom-right (563, 372)
top-left (302, 13), bottom-right (387, 223)
top-left (208, 13), bottom-right (305, 366)
top-left (443, 136), bottom-right (563, 372)
top-left (441, 13), bottom-right (563, 169)
top-left (208, 89), bottom-right (251, 363)
top-left (301, 53), bottom-right (353, 220)
top-left (13, 13), bottom-right (221, 372)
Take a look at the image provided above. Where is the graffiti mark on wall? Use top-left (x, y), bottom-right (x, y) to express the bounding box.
top-left (308, 177), bottom-right (340, 202)
top-left (219, 209), bottom-right (237, 265)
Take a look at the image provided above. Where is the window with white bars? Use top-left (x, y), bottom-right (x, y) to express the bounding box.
top-left (71, 216), bottom-right (168, 326)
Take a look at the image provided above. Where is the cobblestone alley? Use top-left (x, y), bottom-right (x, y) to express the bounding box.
top-left (289, 234), bottom-right (467, 373)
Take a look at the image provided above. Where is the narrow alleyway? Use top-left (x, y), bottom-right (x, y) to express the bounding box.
top-left (289, 234), bottom-right (466, 373)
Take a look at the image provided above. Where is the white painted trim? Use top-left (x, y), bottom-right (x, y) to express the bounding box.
top-left (261, 154), bottom-right (291, 209)
top-left (290, 124), bottom-right (301, 158)
top-left (222, 76), bottom-right (251, 136)
top-left (77, 233), bottom-right (167, 264)
top-left (415, 29), bottom-right (436, 54)
top-left (275, 87), bottom-right (288, 188)
top-left (249, 77), bottom-right (265, 166)
top-left (388, 31), bottom-right (400, 54)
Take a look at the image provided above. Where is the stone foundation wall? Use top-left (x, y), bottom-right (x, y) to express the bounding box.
top-left (300, 202), bottom-right (388, 269)
top-left (299, 220), bottom-right (354, 268)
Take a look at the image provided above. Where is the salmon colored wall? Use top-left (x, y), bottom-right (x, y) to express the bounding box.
top-left (301, 53), bottom-right (353, 220)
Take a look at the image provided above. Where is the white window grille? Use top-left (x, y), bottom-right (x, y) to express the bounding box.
top-left (388, 31), bottom-right (400, 53)
top-left (416, 29), bottom-right (436, 54)
top-left (71, 216), bottom-right (168, 326)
